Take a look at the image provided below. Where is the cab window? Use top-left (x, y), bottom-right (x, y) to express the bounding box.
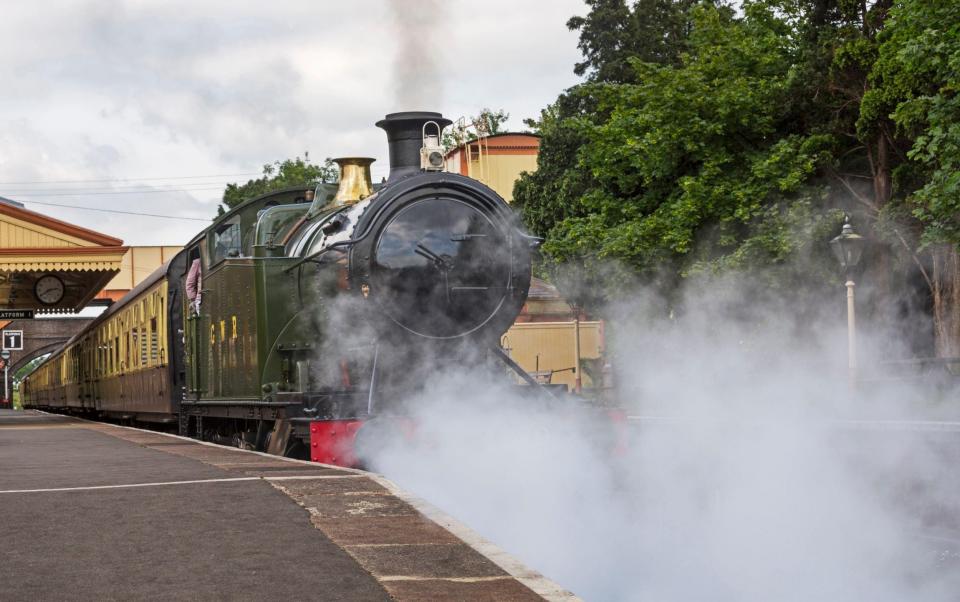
top-left (212, 221), bottom-right (242, 263)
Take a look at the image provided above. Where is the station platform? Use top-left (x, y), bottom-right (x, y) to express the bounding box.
top-left (0, 410), bottom-right (573, 601)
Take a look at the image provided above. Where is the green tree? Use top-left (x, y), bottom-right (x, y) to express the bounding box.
top-left (514, 91), bottom-right (598, 240)
top-left (475, 107), bottom-right (509, 135)
top-left (861, 0), bottom-right (960, 354)
top-left (568, 0), bottom-right (700, 83)
top-left (543, 4), bottom-right (835, 293)
top-left (219, 155), bottom-right (337, 215)
top-left (443, 108), bottom-right (511, 149)
top-left (514, 0), bottom-right (703, 225)
top-left (515, 0), bottom-right (704, 267)
top-left (14, 354), bottom-right (49, 382)
top-left (519, 0), bottom-right (960, 354)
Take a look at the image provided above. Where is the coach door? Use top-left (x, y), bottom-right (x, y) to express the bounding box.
top-left (93, 331), bottom-right (103, 411)
top-left (79, 338), bottom-right (91, 410)
top-left (89, 341), bottom-right (101, 410)
top-left (186, 314), bottom-right (205, 399)
top-left (184, 247), bottom-right (206, 399)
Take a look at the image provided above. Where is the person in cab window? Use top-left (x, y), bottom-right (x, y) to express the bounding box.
top-left (186, 258), bottom-right (202, 315)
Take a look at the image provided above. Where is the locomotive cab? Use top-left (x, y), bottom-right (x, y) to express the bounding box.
top-left (181, 187), bottom-right (332, 402)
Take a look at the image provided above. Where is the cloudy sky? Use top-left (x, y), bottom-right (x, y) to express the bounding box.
top-left (0, 0), bottom-right (587, 246)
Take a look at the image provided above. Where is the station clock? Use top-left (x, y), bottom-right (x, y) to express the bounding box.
top-left (34, 274), bottom-right (65, 305)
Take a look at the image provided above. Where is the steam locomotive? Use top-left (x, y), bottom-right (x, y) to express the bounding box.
top-left (22, 111), bottom-right (537, 465)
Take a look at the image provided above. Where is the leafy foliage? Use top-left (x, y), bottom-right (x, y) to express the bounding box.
top-left (520, 3), bottom-right (838, 300)
top-left (866, 0), bottom-right (960, 245)
top-left (567, 0), bottom-right (701, 82)
top-left (515, 0), bottom-right (708, 303)
top-left (443, 108), bottom-right (511, 149)
top-left (517, 0), bottom-right (960, 351)
top-left (220, 155), bottom-right (337, 215)
top-left (514, 91), bottom-right (597, 241)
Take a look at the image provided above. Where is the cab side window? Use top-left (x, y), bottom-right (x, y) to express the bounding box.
top-left (212, 221), bottom-right (242, 263)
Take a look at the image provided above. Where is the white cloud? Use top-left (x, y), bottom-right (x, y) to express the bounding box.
top-left (0, 0), bottom-right (586, 245)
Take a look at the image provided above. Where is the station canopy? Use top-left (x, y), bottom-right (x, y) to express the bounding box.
top-left (0, 198), bottom-right (127, 313)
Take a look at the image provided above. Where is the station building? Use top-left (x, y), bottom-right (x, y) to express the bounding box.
top-left (0, 197), bottom-right (127, 312)
top-left (0, 197), bottom-right (182, 404)
top-left (95, 246), bottom-right (182, 303)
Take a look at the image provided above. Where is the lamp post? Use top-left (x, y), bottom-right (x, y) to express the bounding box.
top-left (0, 349), bottom-right (9, 408)
top-left (570, 302), bottom-right (583, 394)
top-left (830, 216), bottom-right (865, 389)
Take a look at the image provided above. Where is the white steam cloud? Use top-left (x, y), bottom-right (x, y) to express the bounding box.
top-left (387, 0), bottom-right (445, 109)
top-left (358, 276), bottom-right (960, 600)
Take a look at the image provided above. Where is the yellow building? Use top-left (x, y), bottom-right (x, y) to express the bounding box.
top-left (444, 133), bottom-right (539, 202)
top-left (502, 321), bottom-right (604, 391)
top-left (502, 277), bottom-right (605, 392)
top-left (96, 246), bottom-right (182, 302)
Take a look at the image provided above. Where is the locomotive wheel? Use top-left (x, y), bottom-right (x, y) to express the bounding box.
top-left (283, 437), bottom-right (308, 460)
top-left (232, 430), bottom-right (257, 451)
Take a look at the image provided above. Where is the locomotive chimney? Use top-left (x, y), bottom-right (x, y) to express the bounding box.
top-left (326, 157), bottom-right (375, 209)
top-left (376, 111), bottom-right (452, 184)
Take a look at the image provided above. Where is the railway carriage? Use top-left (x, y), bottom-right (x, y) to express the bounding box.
top-left (24, 266), bottom-right (182, 422)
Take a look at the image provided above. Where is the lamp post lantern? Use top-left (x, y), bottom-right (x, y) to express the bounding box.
top-left (830, 216), bottom-right (865, 389)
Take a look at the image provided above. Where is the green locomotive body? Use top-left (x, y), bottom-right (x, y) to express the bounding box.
top-left (24, 111), bottom-right (536, 463)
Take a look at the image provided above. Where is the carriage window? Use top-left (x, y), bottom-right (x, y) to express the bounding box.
top-left (213, 221), bottom-right (242, 263)
top-left (150, 318), bottom-right (159, 363)
top-left (132, 330), bottom-right (139, 368)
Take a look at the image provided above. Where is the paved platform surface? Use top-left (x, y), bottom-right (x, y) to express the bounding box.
top-left (0, 410), bottom-right (571, 601)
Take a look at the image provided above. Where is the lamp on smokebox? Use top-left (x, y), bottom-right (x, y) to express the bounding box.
top-left (420, 121), bottom-right (445, 172)
top-left (830, 216), bottom-right (865, 390)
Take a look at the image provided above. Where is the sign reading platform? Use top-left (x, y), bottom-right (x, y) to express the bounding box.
top-left (2, 330), bottom-right (24, 350)
top-left (0, 309), bottom-right (34, 320)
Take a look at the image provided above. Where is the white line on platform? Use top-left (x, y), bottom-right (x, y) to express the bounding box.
top-left (378, 576), bottom-right (514, 583)
top-left (0, 476), bottom-right (261, 494)
top-left (625, 415), bottom-right (960, 431)
top-left (262, 475), bottom-right (365, 481)
top-left (0, 474), bottom-right (360, 494)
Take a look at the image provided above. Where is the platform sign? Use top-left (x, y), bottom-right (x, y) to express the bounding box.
top-left (0, 309), bottom-right (34, 320)
top-left (2, 330), bottom-right (23, 350)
